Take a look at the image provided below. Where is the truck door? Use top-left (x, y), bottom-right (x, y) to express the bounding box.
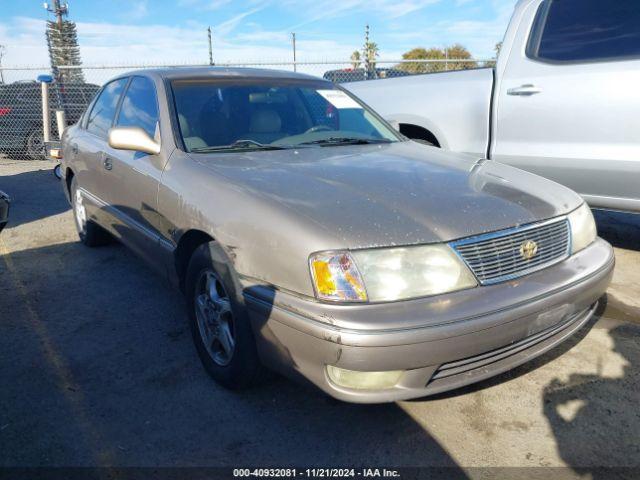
top-left (491, 0), bottom-right (640, 212)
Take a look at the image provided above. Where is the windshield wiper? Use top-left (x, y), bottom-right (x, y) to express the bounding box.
top-left (298, 137), bottom-right (392, 147)
top-left (190, 139), bottom-right (292, 153)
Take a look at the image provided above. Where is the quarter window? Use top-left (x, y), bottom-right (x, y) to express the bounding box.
top-left (86, 78), bottom-right (128, 137)
top-left (116, 77), bottom-right (159, 138)
top-left (528, 0), bottom-right (640, 63)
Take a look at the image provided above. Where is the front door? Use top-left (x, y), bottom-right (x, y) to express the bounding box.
top-left (491, 0), bottom-right (640, 212)
top-left (101, 76), bottom-right (170, 270)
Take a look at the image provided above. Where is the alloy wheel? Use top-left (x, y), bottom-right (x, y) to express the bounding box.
top-left (194, 270), bottom-right (236, 366)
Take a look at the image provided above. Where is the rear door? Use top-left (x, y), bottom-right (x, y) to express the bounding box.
top-left (102, 75), bottom-right (168, 269)
top-left (492, 0), bottom-right (640, 211)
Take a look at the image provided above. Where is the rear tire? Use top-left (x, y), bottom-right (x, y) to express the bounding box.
top-left (70, 177), bottom-right (112, 247)
top-left (185, 241), bottom-right (263, 390)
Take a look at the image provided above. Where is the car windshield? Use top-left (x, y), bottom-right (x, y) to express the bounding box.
top-left (171, 79), bottom-right (402, 153)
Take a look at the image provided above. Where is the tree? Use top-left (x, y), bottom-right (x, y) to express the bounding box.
top-left (445, 44), bottom-right (477, 71)
top-left (350, 50), bottom-right (361, 69)
top-left (364, 41), bottom-right (379, 73)
top-left (495, 41), bottom-right (503, 57)
top-left (397, 47), bottom-right (446, 73)
top-left (397, 44), bottom-right (477, 73)
top-left (46, 19), bottom-right (85, 84)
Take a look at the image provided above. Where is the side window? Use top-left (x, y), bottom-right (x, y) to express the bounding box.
top-left (86, 78), bottom-right (128, 137)
top-left (116, 77), bottom-right (159, 138)
top-left (527, 0), bottom-right (640, 63)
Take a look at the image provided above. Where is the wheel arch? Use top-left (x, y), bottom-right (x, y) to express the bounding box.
top-left (398, 124), bottom-right (441, 147)
top-left (65, 168), bottom-right (75, 202)
top-left (384, 113), bottom-right (448, 150)
top-left (174, 229), bottom-right (215, 292)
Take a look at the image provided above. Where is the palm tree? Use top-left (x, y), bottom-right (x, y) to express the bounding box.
top-left (365, 41), bottom-right (379, 70)
top-left (350, 50), bottom-right (361, 69)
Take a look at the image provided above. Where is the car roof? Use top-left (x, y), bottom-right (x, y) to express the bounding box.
top-left (111, 66), bottom-right (327, 83)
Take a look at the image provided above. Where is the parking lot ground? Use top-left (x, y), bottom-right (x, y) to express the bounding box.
top-left (1, 159), bottom-right (639, 475)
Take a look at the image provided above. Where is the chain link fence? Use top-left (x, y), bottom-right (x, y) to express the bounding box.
top-left (0, 58), bottom-right (494, 160)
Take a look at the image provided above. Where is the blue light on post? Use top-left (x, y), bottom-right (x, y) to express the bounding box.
top-left (37, 74), bottom-right (54, 83)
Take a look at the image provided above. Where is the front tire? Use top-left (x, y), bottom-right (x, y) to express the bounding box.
top-left (70, 177), bottom-right (112, 247)
top-left (185, 242), bottom-right (263, 390)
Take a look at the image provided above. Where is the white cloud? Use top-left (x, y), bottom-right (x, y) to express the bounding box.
top-left (178, 0), bottom-right (235, 10)
top-left (215, 6), bottom-right (265, 36)
top-left (382, 0), bottom-right (513, 58)
top-left (128, 1), bottom-right (148, 20)
top-left (0, 15), bottom-right (358, 83)
top-left (0, 0), bottom-right (513, 82)
top-left (285, 0), bottom-right (440, 30)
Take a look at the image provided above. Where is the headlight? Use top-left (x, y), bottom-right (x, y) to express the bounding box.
top-left (568, 203), bottom-right (597, 254)
top-left (310, 245), bottom-right (477, 303)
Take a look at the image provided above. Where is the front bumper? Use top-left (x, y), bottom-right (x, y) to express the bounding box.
top-left (244, 238), bottom-right (614, 403)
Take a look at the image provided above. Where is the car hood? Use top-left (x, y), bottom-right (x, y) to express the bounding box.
top-left (192, 141), bottom-right (582, 249)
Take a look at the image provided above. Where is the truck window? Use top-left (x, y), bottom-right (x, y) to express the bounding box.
top-left (527, 0), bottom-right (640, 63)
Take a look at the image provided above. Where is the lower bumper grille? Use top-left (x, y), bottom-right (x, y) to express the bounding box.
top-left (430, 307), bottom-right (589, 382)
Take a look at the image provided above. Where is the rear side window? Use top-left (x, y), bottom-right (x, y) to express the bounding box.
top-left (116, 77), bottom-right (159, 138)
top-left (86, 78), bottom-right (128, 137)
top-left (527, 0), bottom-right (640, 63)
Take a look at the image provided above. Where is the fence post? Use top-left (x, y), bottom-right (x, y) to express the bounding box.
top-left (55, 109), bottom-right (67, 138)
top-left (37, 74), bottom-right (54, 145)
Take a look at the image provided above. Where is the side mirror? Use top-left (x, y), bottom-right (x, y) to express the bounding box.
top-left (108, 127), bottom-right (160, 155)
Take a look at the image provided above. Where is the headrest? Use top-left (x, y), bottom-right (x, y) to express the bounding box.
top-left (249, 109), bottom-right (281, 134)
top-left (178, 113), bottom-right (190, 137)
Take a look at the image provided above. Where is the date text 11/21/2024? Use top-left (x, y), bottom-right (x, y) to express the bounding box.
top-left (233, 468), bottom-right (401, 477)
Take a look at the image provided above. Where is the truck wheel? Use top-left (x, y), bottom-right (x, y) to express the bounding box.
top-left (185, 241), bottom-right (263, 390)
top-left (24, 128), bottom-right (45, 160)
top-left (70, 177), bottom-right (112, 247)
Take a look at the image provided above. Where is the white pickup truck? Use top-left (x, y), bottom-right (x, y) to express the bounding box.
top-left (347, 0), bottom-right (640, 213)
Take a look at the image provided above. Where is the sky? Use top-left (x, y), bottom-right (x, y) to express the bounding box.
top-left (0, 0), bottom-right (515, 68)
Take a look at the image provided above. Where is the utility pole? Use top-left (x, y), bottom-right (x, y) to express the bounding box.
top-left (444, 45), bottom-right (448, 71)
top-left (291, 32), bottom-right (297, 72)
top-left (363, 24), bottom-right (370, 80)
top-left (207, 26), bottom-right (214, 66)
top-left (0, 45), bottom-right (5, 84)
top-left (46, 0), bottom-right (68, 27)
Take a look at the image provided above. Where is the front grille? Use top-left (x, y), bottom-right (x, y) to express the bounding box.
top-left (451, 218), bottom-right (570, 285)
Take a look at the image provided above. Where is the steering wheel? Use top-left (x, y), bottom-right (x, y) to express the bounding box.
top-left (305, 125), bottom-right (333, 134)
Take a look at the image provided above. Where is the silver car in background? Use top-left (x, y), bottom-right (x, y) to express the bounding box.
top-left (60, 68), bottom-right (614, 403)
top-left (348, 0), bottom-right (640, 213)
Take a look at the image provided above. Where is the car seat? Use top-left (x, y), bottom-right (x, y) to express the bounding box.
top-left (243, 109), bottom-right (283, 144)
top-left (178, 113), bottom-right (207, 151)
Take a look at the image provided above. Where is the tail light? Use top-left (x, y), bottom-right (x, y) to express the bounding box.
top-left (0, 107), bottom-right (11, 116)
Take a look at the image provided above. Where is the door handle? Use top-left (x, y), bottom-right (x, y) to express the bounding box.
top-left (507, 84), bottom-right (541, 96)
top-left (103, 156), bottom-right (113, 171)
